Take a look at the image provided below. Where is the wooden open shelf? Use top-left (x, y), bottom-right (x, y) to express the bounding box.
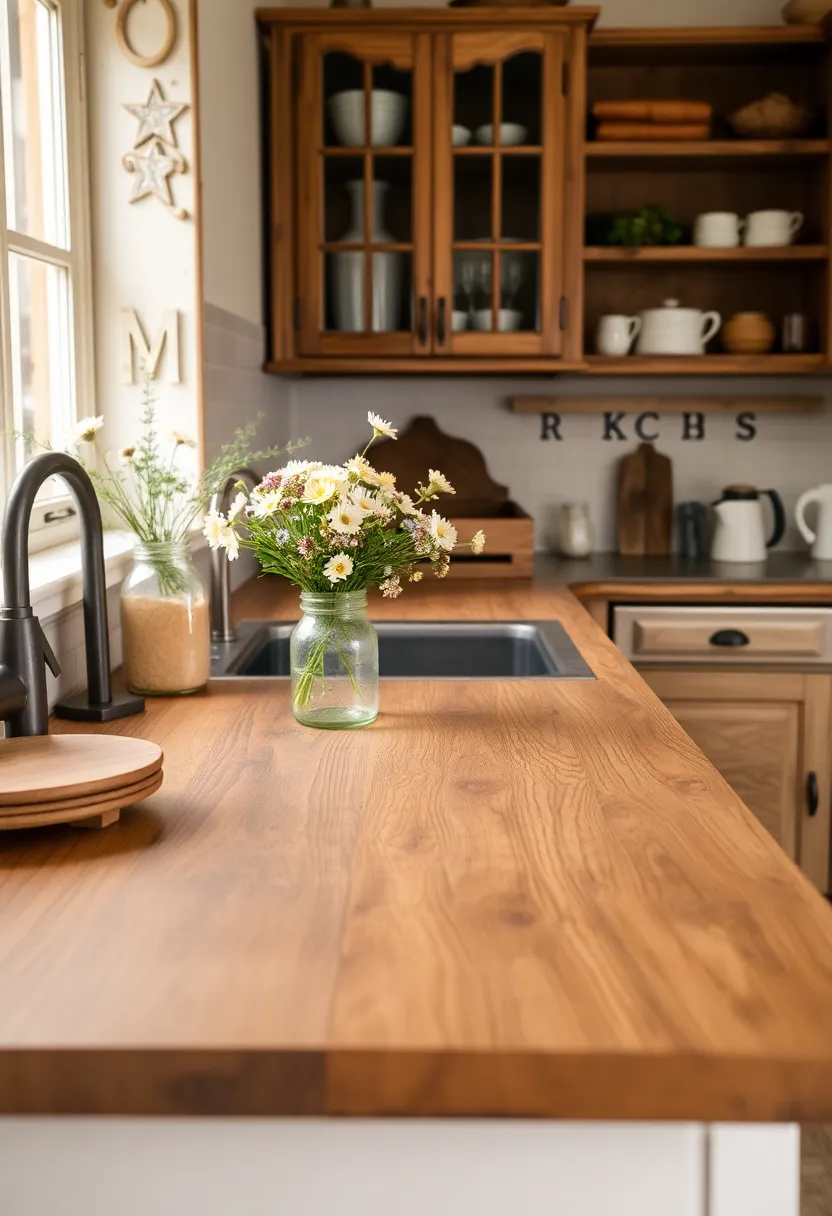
top-left (584, 354), bottom-right (828, 375)
top-left (585, 140), bottom-right (832, 159)
top-left (584, 246), bottom-right (829, 262)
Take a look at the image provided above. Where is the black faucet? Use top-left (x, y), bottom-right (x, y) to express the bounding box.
top-left (0, 451), bottom-right (145, 737)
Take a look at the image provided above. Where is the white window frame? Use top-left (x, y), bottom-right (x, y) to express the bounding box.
top-left (0, 0), bottom-right (95, 552)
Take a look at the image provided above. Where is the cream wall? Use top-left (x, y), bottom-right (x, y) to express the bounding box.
top-left (85, 0), bottom-right (200, 465)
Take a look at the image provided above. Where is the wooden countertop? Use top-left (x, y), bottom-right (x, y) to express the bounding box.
top-left (3, 576), bottom-right (832, 1121)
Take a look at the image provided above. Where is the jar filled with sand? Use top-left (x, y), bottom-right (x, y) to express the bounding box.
top-left (121, 540), bottom-right (210, 696)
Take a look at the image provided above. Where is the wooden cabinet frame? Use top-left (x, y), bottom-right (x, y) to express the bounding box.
top-left (258, 8), bottom-right (595, 374)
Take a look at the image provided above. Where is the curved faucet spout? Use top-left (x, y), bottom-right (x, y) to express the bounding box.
top-left (0, 452), bottom-right (144, 735)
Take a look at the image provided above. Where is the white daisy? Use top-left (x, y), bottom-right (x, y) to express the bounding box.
top-left (303, 475), bottom-right (339, 505)
top-left (346, 455), bottom-right (372, 478)
top-left (172, 430), bottom-right (197, 448)
top-left (226, 492), bottom-right (248, 524)
top-left (280, 459), bottom-right (321, 477)
top-left (203, 509), bottom-right (226, 550)
top-left (327, 499), bottom-right (365, 535)
top-left (364, 468), bottom-right (397, 491)
top-left (395, 493), bottom-right (418, 516)
top-left (316, 464), bottom-right (349, 485)
top-left (323, 552), bottom-right (354, 582)
top-left (428, 469), bottom-right (455, 495)
top-left (69, 415), bottom-right (104, 447)
top-left (249, 489), bottom-right (284, 517)
top-left (429, 511), bottom-right (457, 552)
top-left (368, 412), bottom-right (397, 440)
top-left (470, 529), bottom-right (486, 555)
top-left (349, 488), bottom-right (381, 516)
top-left (118, 445), bottom-right (136, 464)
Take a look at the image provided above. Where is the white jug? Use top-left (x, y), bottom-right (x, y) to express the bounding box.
top-left (795, 484), bottom-right (832, 560)
top-left (711, 485), bottom-right (786, 563)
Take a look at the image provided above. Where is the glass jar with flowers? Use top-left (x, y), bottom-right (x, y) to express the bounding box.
top-left (67, 383), bottom-right (300, 696)
top-left (204, 412), bottom-right (486, 729)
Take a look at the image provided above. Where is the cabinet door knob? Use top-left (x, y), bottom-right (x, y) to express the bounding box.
top-left (437, 297), bottom-right (447, 346)
top-left (709, 629), bottom-right (750, 647)
top-left (807, 771), bottom-right (819, 817)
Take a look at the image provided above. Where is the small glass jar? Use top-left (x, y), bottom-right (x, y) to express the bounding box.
top-left (121, 539), bottom-right (210, 696)
top-left (291, 590), bottom-right (378, 729)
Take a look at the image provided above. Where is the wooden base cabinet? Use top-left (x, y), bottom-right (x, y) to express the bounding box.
top-left (641, 669), bottom-right (832, 893)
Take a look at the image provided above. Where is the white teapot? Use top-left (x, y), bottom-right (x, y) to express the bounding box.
top-left (636, 299), bottom-right (721, 356)
top-left (711, 485), bottom-right (786, 564)
top-left (795, 484), bottom-right (832, 561)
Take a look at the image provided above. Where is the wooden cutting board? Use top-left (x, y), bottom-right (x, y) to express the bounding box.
top-left (617, 443), bottom-right (673, 557)
top-left (0, 735), bottom-right (162, 805)
top-left (592, 100), bottom-right (713, 124)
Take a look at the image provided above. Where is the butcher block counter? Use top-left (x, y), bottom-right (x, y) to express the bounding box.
top-left (2, 575), bottom-right (832, 1125)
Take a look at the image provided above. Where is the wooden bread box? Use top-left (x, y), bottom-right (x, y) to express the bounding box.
top-left (370, 416), bottom-right (534, 579)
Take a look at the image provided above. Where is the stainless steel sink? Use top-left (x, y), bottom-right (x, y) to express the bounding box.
top-left (211, 620), bottom-right (594, 681)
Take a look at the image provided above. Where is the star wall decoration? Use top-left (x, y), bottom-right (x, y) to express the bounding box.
top-left (124, 78), bottom-right (187, 148)
top-left (122, 138), bottom-right (189, 220)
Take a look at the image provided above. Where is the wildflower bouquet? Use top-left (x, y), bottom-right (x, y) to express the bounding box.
top-left (204, 413), bottom-right (485, 727)
top-left (63, 380), bottom-right (302, 594)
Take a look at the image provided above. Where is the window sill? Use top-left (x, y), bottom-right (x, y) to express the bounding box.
top-left (19, 530), bottom-right (208, 623)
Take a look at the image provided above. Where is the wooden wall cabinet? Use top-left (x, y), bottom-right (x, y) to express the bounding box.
top-left (641, 668), bottom-right (832, 893)
top-left (259, 8), bottom-right (596, 373)
top-left (260, 13), bottom-right (832, 376)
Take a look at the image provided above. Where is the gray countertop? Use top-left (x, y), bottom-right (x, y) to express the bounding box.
top-left (539, 551), bottom-right (832, 587)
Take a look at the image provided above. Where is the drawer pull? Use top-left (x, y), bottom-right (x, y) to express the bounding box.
top-left (708, 629), bottom-right (750, 648)
top-left (807, 771), bottom-right (819, 817)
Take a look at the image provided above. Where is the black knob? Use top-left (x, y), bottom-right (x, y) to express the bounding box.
top-left (807, 771), bottom-right (819, 817)
top-left (437, 297), bottom-right (447, 346)
top-left (708, 629), bottom-right (750, 648)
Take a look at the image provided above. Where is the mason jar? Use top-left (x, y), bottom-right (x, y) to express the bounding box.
top-left (291, 590), bottom-right (379, 729)
top-left (120, 539), bottom-right (210, 696)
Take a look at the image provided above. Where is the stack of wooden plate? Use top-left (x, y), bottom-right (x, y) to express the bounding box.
top-left (0, 735), bottom-right (163, 831)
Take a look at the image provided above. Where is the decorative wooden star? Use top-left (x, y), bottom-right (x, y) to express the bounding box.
top-left (124, 79), bottom-right (187, 149)
top-left (122, 138), bottom-right (188, 220)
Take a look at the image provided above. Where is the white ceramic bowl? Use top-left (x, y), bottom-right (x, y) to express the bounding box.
top-left (452, 124), bottom-right (472, 147)
top-left (472, 308), bottom-right (522, 333)
top-left (329, 90), bottom-right (408, 147)
top-left (474, 123), bottom-right (528, 147)
top-left (451, 310), bottom-right (470, 332)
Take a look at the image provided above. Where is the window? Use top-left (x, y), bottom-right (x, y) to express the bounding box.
top-left (0, 0), bottom-right (93, 547)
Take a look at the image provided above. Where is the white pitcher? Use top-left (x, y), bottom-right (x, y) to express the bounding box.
top-left (795, 484), bottom-right (832, 560)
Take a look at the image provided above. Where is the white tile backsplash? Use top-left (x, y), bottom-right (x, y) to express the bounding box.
top-left (283, 376), bottom-right (832, 552)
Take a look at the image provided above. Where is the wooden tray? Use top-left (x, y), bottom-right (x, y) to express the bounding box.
top-left (0, 771), bottom-right (163, 832)
top-left (369, 415), bottom-right (534, 579)
top-left (0, 735), bottom-right (163, 806)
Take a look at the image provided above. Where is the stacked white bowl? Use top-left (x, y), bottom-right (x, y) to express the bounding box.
top-left (329, 90), bottom-right (408, 147)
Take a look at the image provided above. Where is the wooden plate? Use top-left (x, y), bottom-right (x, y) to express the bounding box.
top-left (0, 735), bottom-right (163, 806)
top-left (0, 771), bottom-right (164, 832)
top-left (0, 770), bottom-right (162, 817)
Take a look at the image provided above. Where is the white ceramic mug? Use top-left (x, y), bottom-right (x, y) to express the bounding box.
top-left (795, 484), bottom-right (832, 561)
top-left (693, 212), bottom-right (744, 248)
top-left (596, 314), bottom-right (641, 356)
top-left (744, 210), bottom-right (803, 247)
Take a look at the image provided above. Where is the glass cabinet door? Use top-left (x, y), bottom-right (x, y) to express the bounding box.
top-left (433, 31), bottom-right (567, 357)
top-left (296, 32), bottom-right (431, 358)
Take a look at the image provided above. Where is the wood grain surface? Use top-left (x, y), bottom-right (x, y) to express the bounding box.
top-left (617, 442), bottom-right (673, 557)
top-left (0, 772), bottom-right (163, 832)
top-left (2, 578), bottom-right (832, 1120)
top-left (0, 735), bottom-right (163, 804)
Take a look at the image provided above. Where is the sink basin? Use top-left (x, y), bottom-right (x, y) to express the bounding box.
top-left (211, 620), bottom-right (594, 681)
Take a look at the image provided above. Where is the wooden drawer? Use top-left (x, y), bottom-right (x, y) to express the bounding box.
top-left (613, 606), bottom-right (832, 666)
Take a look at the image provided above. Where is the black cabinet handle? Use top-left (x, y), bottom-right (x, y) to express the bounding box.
top-left (807, 771), bottom-right (819, 817)
top-left (709, 629), bottom-right (750, 648)
top-left (437, 297), bottom-right (447, 346)
top-left (417, 297), bottom-right (428, 346)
